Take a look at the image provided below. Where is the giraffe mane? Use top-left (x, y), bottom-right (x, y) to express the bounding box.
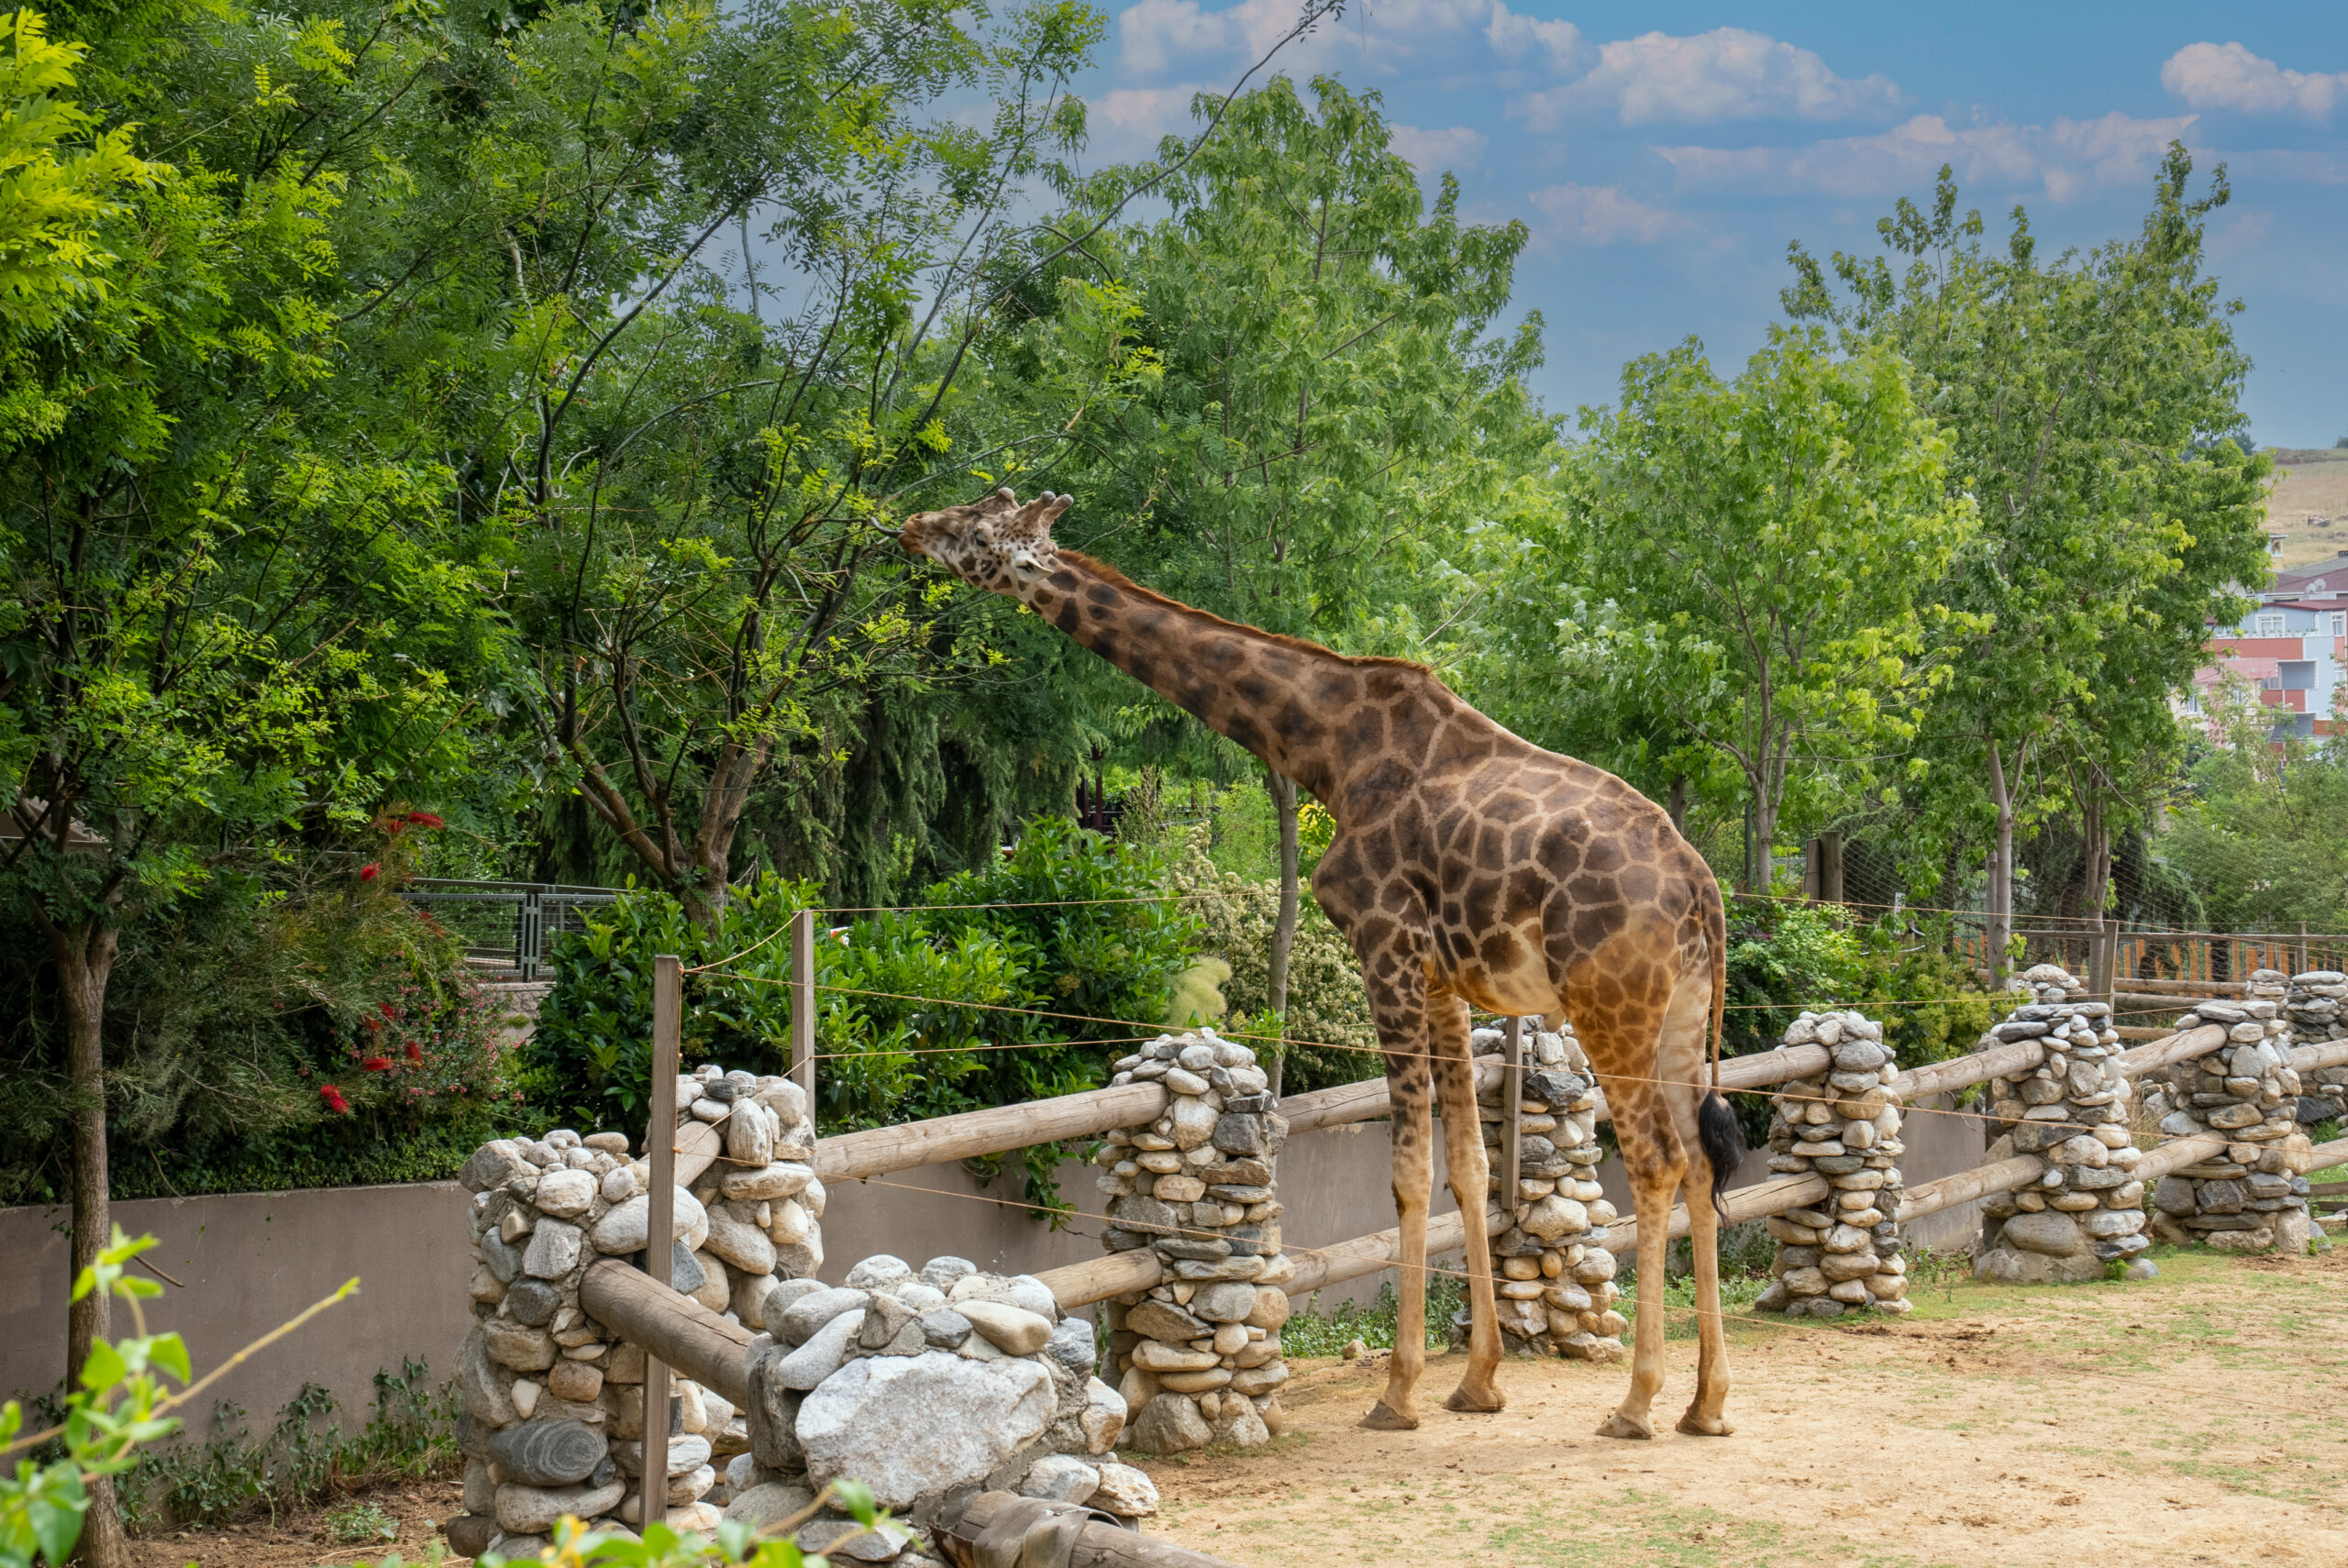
top-left (1055, 549), bottom-right (1434, 675)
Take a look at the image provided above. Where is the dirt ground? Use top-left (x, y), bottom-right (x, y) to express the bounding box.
top-left (128, 1248), bottom-right (2346, 1568)
top-left (1139, 1247), bottom-right (2348, 1568)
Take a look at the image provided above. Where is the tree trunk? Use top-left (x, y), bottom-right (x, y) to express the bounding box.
top-left (1667, 774), bottom-right (1688, 840)
top-left (1264, 767), bottom-right (1301, 1099)
top-left (1749, 778), bottom-right (1778, 896)
top-left (2081, 787), bottom-right (2112, 999)
top-left (1987, 739), bottom-right (2014, 989)
top-left (55, 917), bottom-right (125, 1568)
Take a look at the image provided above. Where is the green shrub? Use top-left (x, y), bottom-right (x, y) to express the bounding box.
top-left (0, 840), bottom-right (529, 1205)
top-left (523, 818), bottom-right (1201, 1214)
top-left (1168, 829), bottom-right (1381, 1093)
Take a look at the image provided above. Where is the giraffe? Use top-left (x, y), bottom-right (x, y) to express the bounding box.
top-left (902, 489), bottom-right (1744, 1439)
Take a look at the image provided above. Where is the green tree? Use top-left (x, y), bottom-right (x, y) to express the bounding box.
top-left (2164, 679), bottom-right (2348, 933)
top-left (1462, 329), bottom-right (1976, 890)
top-left (1061, 76), bottom-right (1544, 1077)
top-left (1783, 150), bottom-right (2269, 964)
top-left (0, 11), bottom-right (498, 1558)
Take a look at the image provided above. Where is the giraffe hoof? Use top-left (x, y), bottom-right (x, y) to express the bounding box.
top-left (1594, 1410), bottom-right (1652, 1441)
top-left (1444, 1384), bottom-right (1505, 1414)
top-left (1358, 1401), bottom-right (1419, 1431)
top-left (1675, 1411), bottom-right (1735, 1437)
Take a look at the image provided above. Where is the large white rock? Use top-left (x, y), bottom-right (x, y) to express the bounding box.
top-left (494, 1478), bottom-right (626, 1534)
top-left (796, 1351), bottom-right (1053, 1510)
top-left (727, 1101), bottom-right (778, 1167)
top-left (1017, 1454), bottom-right (1101, 1504)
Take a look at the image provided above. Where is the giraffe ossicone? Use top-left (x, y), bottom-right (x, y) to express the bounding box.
top-left (905, 489), bottom-right (1745, 1440)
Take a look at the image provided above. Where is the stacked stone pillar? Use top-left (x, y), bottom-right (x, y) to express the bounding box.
top-left (2285, 969), bottom-right (2348, 1121)
top-left (1754, 1009), bottom-right (1910, 1318)
top-left (1465, 1021), bottom-right (1625, 1360)
top-left (449, 1060), bottom-right (817, 1555)
top-left (2143, 970), bottom-right (2318, 1253)
top-left (1973, 965), bottom-right (2150, 1282)
top-left (1095, 1030), bottom-right (1294, 1452)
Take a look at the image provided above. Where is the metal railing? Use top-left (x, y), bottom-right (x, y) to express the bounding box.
top-left (400, 878), bottom-right (619, 978)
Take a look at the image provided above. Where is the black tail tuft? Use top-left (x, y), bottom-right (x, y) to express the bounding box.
top-left (1697, 1091), bottom-right (1744, 1207)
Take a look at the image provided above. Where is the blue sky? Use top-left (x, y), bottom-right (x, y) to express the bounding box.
top-left (1062, 1), bottom-right (2348, 447)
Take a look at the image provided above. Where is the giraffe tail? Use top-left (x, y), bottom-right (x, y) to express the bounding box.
top-left (1697, 876), bottom-right (1742, 1206)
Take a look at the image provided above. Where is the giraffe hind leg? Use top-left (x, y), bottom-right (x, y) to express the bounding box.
top-left (1361, 956), bottom-right (1435, 1430)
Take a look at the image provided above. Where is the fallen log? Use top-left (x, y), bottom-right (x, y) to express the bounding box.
top-left (940, 1491), bottom-right (1246, 1568)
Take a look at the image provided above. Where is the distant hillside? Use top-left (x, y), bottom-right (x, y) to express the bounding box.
top-left (2264, 451), bottom-right (2348, 573)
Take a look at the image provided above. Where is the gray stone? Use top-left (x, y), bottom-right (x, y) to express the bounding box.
top-left (725, 1480), bottom-right (817, 1531)
top-left (483, 1319), bottom-right (559, 1371)
top-left (1044, 1317), bottom-right (1097, 1375)
top-left (2198, 1179), bottom-right (2247, 1215)
top-left (1999, 1210), bottom-right (2086, 1256)
top-left (504, 1279), bottom-right (562, 1327)
top-left (845, 1255), bottom-right (915, 1292)
top-left (921, 1255), bottom-right (979, 1292)
top-left (858, 1292), bottom-right (918, 1350)
top-left (461, 1141), bottom-right (536, 1194)
top-left (2152, 1176), bottom-right (2199, 1215)
top-left (772, 1310), bottom-right (863, 1391)
top-left (796, 1352), bottom-right (1054, 1509)
top-left (523, 1219), bottom-right (585, 1279)
top-left (480, 1231), bottom-right (524, 1285)
top-left (1189, 1282), bottom-right (1259, 1323)
top-left (591, 1189), bottom-right (703, 1255)
top-left (703, 1208), bottom-right (777, 1275)
top-left (746, 1351), bottom-right (804, 1472)
top-left (1125, 1300), bottom-right (1210, 1340)
top-left (459, 1327), bottom-right (519, 1426)
top-left (534, 1167), bottom-right (599, 1219)
top-left (919, 1309), bottom-right (972, 1349)
top-left (1079, 1377), bottom-right (1126, 1453)
top-left (781, 1287), bottom-right (870, 1346)
top-left (487, 1419), bottom-right (608, 1486)
top-left (1112, 1197), bottom-right (1180, 1238)
top-left (494, 1478), bottom-right (626, 1534)
top-left (1016, 1454), bottom-right (1102, 1505)
top-left (1127, 1392), bottom-right (1213, 1454)
top-left (957, 1300), bottom-right (1054, 1355)
top-left (445, 1515), bottom-right (499, 1557)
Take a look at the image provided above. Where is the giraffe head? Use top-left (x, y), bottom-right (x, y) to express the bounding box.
top-left (901, 488), bottom-right (1073, 594)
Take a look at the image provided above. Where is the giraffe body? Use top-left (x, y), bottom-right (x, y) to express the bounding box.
top-left (903, 490), bottom-right (1741, 1438)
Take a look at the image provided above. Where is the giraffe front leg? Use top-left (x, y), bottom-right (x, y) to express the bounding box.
top-left (1431, 995), bottom-right (1505, 1413)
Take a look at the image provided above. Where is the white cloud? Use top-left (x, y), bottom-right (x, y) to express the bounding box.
top-left (1389, 122), bottom-right (1488, 172)
top-left (1514, 28), bottom-right (1902, 129)
top-left (1117, 0), bottom-right (1496, 80)
top-left (1084, 85), bottom-right (1212, 162)
top-left (1655, 111), bottom-right (2194, 202)
top-left (1485, 3), bottom-right (1583, 73)
top-left (2162, 41), bottom-right (2347, 121)
top-left (1527, 183), bottom-right (1696, 245)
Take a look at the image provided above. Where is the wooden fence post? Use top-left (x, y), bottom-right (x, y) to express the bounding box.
top-left (1498, 1018), bottom-right (1523, 1205)
top-left (790, 909), bottom-right (816, 1120)
top-left (642, 953), bottom-right (681, 1528)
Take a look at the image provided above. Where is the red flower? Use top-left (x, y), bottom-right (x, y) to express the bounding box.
top-left (405, 811), bottom-right (446, 830)
top-left (380, 1002), bottom-right (396, 1018)
top-left (320, 1085), bottom-right (350, 1113)
top-left (404, 1042), bottom-right (424, 1063)
top-left (362, 1055), bottom-right (394, 1072)
top-left (360, 863), bottom-right (381, 881)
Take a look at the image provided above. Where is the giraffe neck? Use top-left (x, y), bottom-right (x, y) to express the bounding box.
top-left (1023, 553), bottom-right (1368, 802)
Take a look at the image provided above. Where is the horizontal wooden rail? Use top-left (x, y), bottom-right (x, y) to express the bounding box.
top-left (2115, 976), bottom-right (2252, 997)
top-left (813, 1082), bottom-right (1168, 1183)
top-left (580, 1257), bottom-right (756, 1408)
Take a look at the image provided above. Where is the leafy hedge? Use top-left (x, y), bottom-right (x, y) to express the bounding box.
top-left (520, 818), bottom-right (1200, 1212)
